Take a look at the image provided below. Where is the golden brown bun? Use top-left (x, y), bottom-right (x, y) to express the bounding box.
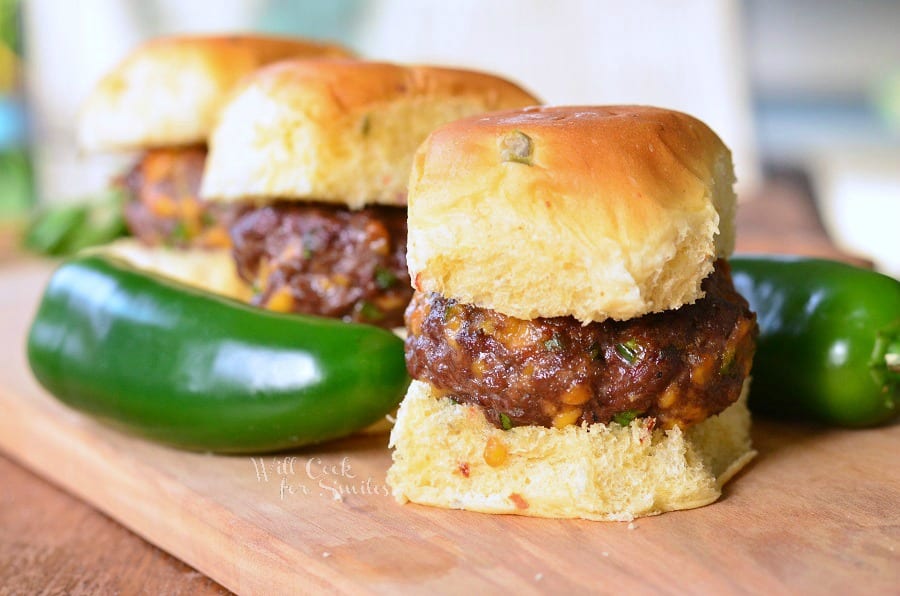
top-left (387, 380), bottom-right (755, 521)
top-left (200, 60), bottom-right (539, 208)
top-left (96, 239), bottom-right (251, 300)
top-left (407, 105), bottom-right (737, 323)
top-left (78, 35), bottom-right (352, 151)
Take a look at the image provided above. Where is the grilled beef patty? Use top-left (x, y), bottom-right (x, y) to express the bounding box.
top-left (121, 147), bottom-right (239, 249)
top-left (405, 259), bottom-right (757, 430)
top-left (230, 202), bottom-right (410, 328)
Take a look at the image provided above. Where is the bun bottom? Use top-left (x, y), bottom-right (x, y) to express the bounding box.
top-left (387, 380), bottom-right (755, 521)
top-left (97, 238), bottom-right (251, 301)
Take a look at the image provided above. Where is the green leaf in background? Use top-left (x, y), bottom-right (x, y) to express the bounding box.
top-left (0, 147), bottom-right (33, 217)
top-left (0, 0), bottom-right (21, 56)
top-left (22, 203), bottom-right (87, 255)
top-left (22, 189), bottom-right (129, 256)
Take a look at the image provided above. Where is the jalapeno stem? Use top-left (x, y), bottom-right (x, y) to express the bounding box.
top-left (885, 341), bottom-right (900, 374)
top-left (870, 320), bottom-right (900, 384)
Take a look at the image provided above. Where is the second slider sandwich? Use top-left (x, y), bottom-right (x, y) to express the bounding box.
top-left (388, 106), bottom-right (759, 520)
top-left (201, 59), bottom-right (537, 327)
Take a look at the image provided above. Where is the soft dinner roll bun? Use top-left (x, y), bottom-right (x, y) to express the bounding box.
top-left (407, 106), bottom-right (737, 323)
top-left (200, 60), bottom-right (538, 208)
top-left (387, 380), bottom-right (755, 521)
top-left (97, 239), bottom-right (251, 301)
top-left (78, 35), bottom-right (351, 152)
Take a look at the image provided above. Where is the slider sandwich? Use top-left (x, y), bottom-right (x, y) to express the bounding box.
top-left (77, 35), bottom-right (351, 294)
top-left (200, 60), bottom-right (538, 327)
top-left (388, 106), bottom-right (759, 520)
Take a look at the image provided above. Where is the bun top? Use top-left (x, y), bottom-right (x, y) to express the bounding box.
top-left (407, 105), bottom-right (737, 323)
top-left (200, 60), bottom-right (538, 208)
top-left (78, 35), bottom-right (352, 151)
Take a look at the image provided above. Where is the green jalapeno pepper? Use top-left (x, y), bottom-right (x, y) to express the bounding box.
top-left (27, 254), bottom-right (410, 453)
top-left (730, 255), bottom-right (900, 427)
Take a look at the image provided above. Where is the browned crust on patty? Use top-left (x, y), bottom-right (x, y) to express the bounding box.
top-left (230, 202), bottom-right (410, 327)
top-left (405, 260), bottom-right (756, 430)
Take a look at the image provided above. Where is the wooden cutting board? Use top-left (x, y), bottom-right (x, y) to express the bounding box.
top-left (1, 260), bottom-right (898, 595)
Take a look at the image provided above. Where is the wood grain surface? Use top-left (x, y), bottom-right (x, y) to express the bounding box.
top-left (1, 181), bottom-right (898, 594)
top-left (0, 455), bottom-right (229, 596)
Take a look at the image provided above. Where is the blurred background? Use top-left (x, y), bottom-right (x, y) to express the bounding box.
top-left (2, 0), bottom-right (898, 272)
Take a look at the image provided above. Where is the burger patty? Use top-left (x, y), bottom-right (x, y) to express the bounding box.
top-left (405, 259), bottom-right (757, 430)
top-left (231, 203), bottom-right (411, 328)
top-left (121, 147), bottom-right (240, 249)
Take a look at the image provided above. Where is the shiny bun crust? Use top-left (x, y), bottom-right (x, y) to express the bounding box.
top-left (200, 60), bottom-right (538, 208)
top-left (407, 105), bottom-right (737, 323)
top-left (78, 35), bottom-right (352, 151)
top-left (387, 380), bottom-right (755, 521)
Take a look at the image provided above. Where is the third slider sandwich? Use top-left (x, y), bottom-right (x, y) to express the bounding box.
top-left (388, 105), bottom-right (759, 520)
top-left (79, 35), bottom-right (351, 250)
top-left (76, 35), bottom-right (351, 298)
